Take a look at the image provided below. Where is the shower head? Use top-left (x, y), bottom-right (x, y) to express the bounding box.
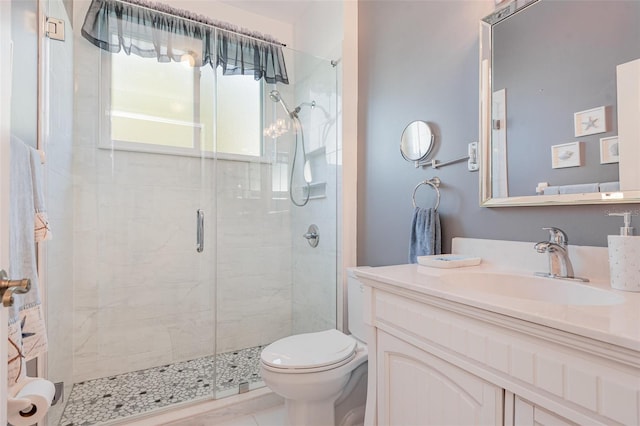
top-left (269, 90), bottom-right (300, 118)
top-left (269, 90), bottom-right (282, 103)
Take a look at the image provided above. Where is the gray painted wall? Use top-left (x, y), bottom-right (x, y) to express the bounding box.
top-left (357, 0), bottom-right (640, 267)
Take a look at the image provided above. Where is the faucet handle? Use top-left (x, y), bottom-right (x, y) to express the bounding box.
top-left (542, 227), bottom-right (568, 246)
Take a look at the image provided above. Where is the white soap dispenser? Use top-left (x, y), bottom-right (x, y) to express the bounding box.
top-left (607, 211), bottom-right (640, 292)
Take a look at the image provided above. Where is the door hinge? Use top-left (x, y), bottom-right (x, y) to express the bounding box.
top-left (45, 17), bottom-right (65, 41)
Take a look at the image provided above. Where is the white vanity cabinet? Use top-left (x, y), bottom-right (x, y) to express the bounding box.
top-left (513, 396), bottom-right (576, 426)
top-left (376, 330), bottom-right (503, 425)
top-left (359, 274), bottom-right (640, 426)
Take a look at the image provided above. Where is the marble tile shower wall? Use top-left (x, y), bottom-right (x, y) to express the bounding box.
top-left (291, 168), bottom-right (338, 335)
top-left (72, 150), bottom-right (217, 383)
top-left (291, 55), bottom-right (340, 335)
top-left (72, 156), bottom-right (293, 381)
top-left (72, 11), bottom-right (292, 382)
top-left (215, 160), bottom-right (292, 353)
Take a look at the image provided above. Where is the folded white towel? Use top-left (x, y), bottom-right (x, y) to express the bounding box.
top-left (599, 181), bottom-right (620, 192)
top-left (558, 183), bottom-right (599, 194)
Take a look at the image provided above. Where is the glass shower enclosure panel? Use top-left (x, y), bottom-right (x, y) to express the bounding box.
top-left (45, 1), bottom-right (217, 424)
top-left (214, 47), bottom-right (339, 398)
top-left (289, 50), bottom-right (339, 338)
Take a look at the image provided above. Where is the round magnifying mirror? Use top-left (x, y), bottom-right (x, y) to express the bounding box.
top-left (400, 121), bottom-right (435, 162)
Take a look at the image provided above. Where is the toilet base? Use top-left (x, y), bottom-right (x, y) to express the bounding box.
top-left (284, 399), bottom-right (336, 426)
top-left (335, 362), bottom-right (367, 426)
top-left (263, 358), bottom-right (368, 426)
top-left (281, 363), bottom-right (367, 426)
top-left (261, 350), bottom-right (368, 425)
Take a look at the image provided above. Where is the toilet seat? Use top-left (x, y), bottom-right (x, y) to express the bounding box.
top-left (261, 329), bottom-right (358, 373)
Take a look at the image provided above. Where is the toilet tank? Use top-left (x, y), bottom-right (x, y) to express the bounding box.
top-left (346, 268), bottom-right (367, 341)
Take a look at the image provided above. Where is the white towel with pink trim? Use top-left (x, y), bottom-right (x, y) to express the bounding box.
top-left (7, 136), bottom-right (49, 386)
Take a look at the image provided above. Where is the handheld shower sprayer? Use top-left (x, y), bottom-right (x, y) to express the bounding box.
top-left (268, 89), bottom-right (310, 207)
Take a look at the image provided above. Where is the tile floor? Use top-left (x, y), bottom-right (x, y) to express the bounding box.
top-left (166, 404), bottom-right (285, 426)
top-left (59, 346), bottom-right (266, 425)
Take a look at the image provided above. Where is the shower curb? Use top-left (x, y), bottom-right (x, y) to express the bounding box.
top-left (105, 388), bottom-right (282, 426)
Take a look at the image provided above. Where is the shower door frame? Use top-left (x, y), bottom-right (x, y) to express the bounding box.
top-left (1, 0), bottom-right (45, 419)
top-left (0, 0), bottom-right (12, 421)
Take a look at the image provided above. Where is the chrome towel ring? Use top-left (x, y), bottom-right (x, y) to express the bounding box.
top-left (412, 177), bottom-right (441, 210)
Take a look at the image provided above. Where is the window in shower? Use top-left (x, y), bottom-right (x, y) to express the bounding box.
top-left (211, 67), bottom-right (263, 156)
top-left (103, 50), bottom-right (263, 158)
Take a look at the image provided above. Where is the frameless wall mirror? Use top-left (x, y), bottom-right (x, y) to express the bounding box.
top-left (479, 0), bottom-right (640, 207)
top-left (400, 120), bottom-right (435, 165)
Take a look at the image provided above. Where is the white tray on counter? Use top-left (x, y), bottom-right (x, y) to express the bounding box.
top-left (417, 254), bottom-right (482, 269)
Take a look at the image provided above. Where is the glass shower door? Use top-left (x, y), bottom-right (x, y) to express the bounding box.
top-left (44, 1), bottom-right (218, 424)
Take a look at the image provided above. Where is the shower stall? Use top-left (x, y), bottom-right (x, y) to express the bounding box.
top-left (39, 0), bottom-right (341, 424)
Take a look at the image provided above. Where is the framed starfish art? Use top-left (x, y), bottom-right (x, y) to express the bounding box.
top-left (574, 106), bottom-right (608, 137)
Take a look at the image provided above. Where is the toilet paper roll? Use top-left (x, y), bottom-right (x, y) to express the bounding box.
top-left (8, 378), bottom-right (56, 426)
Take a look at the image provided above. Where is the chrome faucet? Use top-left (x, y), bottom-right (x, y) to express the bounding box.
top-left (534, 227), bottom-right (588, 282)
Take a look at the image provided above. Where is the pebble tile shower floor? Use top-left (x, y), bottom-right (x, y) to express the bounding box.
top-left (59, 345), bottom-right (265, 426)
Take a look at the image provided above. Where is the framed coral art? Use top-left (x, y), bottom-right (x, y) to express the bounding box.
top-left (600, 136), bottom-right (619, 164)
top-left (551, 141), bottom-right (583, 169)
top-left (574, 106), bottom-right (607, 137)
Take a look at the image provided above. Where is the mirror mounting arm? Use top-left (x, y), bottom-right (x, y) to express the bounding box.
top-left (416, 155), bottom-right (470, 170)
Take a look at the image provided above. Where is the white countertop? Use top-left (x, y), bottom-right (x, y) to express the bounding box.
top-left (354, 262), bottom-right (640, 352)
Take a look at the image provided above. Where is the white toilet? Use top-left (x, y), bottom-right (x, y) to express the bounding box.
top-left (260, 269), bottom-right (368, 426)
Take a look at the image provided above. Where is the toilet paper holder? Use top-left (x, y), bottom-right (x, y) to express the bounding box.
top-left (0, 269), bottom-right (31, 307)
top-left (8, 377), bottom-right (56, 426)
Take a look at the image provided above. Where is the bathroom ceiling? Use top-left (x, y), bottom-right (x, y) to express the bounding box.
top-left (220, 0), bottom-right (316, 25)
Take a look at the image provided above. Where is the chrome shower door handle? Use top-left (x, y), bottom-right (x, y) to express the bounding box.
top-left (196, 209), bottom-right (204, 253)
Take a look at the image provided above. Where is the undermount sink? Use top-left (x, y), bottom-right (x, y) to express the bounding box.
top-left (438, 271), bottom-right (625, 306)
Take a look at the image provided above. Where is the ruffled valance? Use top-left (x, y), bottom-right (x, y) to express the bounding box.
top-left (81, 0), bottom-right (289, 84)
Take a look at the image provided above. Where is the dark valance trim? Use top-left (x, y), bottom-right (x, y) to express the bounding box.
top-left (81, 0), bottom-right (289, 84)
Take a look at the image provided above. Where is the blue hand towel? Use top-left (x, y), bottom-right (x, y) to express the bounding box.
top-left (409, 207), bottom-right (442, 264)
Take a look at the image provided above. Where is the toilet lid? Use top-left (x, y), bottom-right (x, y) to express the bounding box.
top-left (261, 329), bottom-right (357, 370)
